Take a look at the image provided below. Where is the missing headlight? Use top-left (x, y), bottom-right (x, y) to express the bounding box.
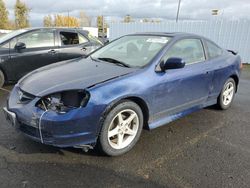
top-left (36, 90), bottom-right (90, 113)
top-left (61, 90), bottom-right (89, 107)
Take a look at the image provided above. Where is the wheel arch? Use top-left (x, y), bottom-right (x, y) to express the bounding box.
top-left (100, 96), bottom-right (150, 132)
top-left (230, 74), bottom-right (239, 92)
top-left (0, 66), bottom-right (7, 84)
top-left (124, 96), bottom-right (150, 130)
top-left (0, 65), bottom-right (8, 85)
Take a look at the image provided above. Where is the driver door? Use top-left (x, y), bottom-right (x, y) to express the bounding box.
top-left (152, 38), bottom-right (213, 120)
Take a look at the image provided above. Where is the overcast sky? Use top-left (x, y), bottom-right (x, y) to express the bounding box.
top-left (4, 0), bottom-right (250, 26)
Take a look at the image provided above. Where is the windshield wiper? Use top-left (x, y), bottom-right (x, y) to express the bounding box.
top-left (90, 55), bottom-right (100, 62)
top-left (97, 57), bottom-right (131, 68)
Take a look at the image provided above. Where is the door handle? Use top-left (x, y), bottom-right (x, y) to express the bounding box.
top-left (48, 49), bottom-right (57, 55)
top-left (81, 47), bottom-right (87, 51)
top-left (205, 70), bottom-right (212, 74)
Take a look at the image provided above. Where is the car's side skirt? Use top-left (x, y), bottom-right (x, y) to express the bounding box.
top-left (148, 98), bottom-right (217, 130)
top-left (151, 97), bottom-right (207, 123)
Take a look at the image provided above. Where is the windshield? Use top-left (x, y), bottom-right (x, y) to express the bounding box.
top-left (91, 35), bottom-right (171, 68)
top-left (0, 29), bottom-right (27, 44)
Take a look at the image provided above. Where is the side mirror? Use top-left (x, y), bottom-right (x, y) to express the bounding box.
top-left (15, 42), bottom-right (26, 51)
top-left (160, 57), bottom-right (185, 71)
top-left (104, 39), bottom-right (109, 45)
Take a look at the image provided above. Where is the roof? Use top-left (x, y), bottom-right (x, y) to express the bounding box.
top-left (131, 32), bottom-right (203, 38)
top-left (23, 27), bottom-right (89, 34)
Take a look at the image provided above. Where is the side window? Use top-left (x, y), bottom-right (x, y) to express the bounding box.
top-left (16, 30), bottom-right (54, 48)
top-left (60, 32), bottom-right (88, 45)
top-left (78, 34), bottom-right (88, 44)
top-left (164, 39), bottom-right (205, 64)
top-left (88, 33), bottom-right (103, 45)
top-left (206, 40), bottom-right (223, 58)
top-left (0, 42), bottom-right (9, 49)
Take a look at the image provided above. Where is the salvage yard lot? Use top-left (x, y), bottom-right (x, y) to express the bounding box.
top-left (0, 65), bottom-right (249, 188)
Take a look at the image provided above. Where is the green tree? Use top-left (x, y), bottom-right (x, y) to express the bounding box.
top-left (7, 21), bottom-right (15, 30)
top-left (15, 0), bottom-right (30, 29)
top-left (43, 15), bottom-right (53, 27)
top-left (0, 0), bottom-right (9, 29)
top-left (54, 14), bottom-right (80, 27)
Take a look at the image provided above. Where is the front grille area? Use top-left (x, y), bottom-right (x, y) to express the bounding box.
top-left (19, 123), bottom-right (52, 140)
top-left (19, 123), bottom-right (40, 138)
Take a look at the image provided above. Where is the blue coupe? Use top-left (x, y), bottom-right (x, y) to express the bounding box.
top-left (4, 33), bottom-right (242, 156)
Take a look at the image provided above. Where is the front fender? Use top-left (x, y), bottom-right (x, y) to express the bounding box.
top-left (87, 70), bottom-right (154, 136)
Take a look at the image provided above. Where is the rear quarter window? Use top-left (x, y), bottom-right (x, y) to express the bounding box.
top-left (205, 40), bottom-right (223, 59)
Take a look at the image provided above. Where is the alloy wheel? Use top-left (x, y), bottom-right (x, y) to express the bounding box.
top-left (222, 82), bottom-right (234, 106)
top-left (108, 109), bottom-right (139, 150)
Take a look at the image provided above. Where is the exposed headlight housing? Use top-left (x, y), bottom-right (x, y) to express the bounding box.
top-left (36, 90), bottom-right (90, 113)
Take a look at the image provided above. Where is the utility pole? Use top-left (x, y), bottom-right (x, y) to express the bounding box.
top-left (176, 0), bottom-right (181, 23)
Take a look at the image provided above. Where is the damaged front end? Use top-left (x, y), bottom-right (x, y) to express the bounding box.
top-left (4, 86), bottom-right (101, 149)
top-left (36, 90), bottom-right (90, 113)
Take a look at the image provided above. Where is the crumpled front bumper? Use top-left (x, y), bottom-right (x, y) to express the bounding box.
top-left (4, 85), bottom-right (102, 148)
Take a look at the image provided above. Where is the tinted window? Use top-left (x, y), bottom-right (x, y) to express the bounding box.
top-left (16, 30), bottom-right (54, 48)
top-left (0, 42), bottom-right (9, 49)
top-left (60, 32), bottom-right (88, 45)
top-left (87, 33), bottom-right (103, 45)
top-left (0, 29), bottom-right (27, 44)
top-left (164, 39), bottom-right (205, 64)
top-left (206, 40), bottom-right (223, 58)
top-left (79, 34), bottom-right (88, 44)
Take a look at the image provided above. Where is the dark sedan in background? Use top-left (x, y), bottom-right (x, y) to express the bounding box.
top-left (0, 28), bottom-right (103, 87)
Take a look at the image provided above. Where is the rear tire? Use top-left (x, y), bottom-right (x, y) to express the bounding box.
top-left (98, 100), bottom-right (143, 156)
top-left (0, 70), bottom-right (5, 88)
top-left (217, 78), bottom-right (236, 110)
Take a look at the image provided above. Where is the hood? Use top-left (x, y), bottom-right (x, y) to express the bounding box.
top-left (18, 57), bottom-right (136, 97)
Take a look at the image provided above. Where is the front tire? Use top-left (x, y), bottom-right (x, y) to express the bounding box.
top-left (217, 78), bottom-right (236, 110)
top-left (98, 100), bottom-right (143, 156)
top-left (0, 70), bottom-right (5, 88)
